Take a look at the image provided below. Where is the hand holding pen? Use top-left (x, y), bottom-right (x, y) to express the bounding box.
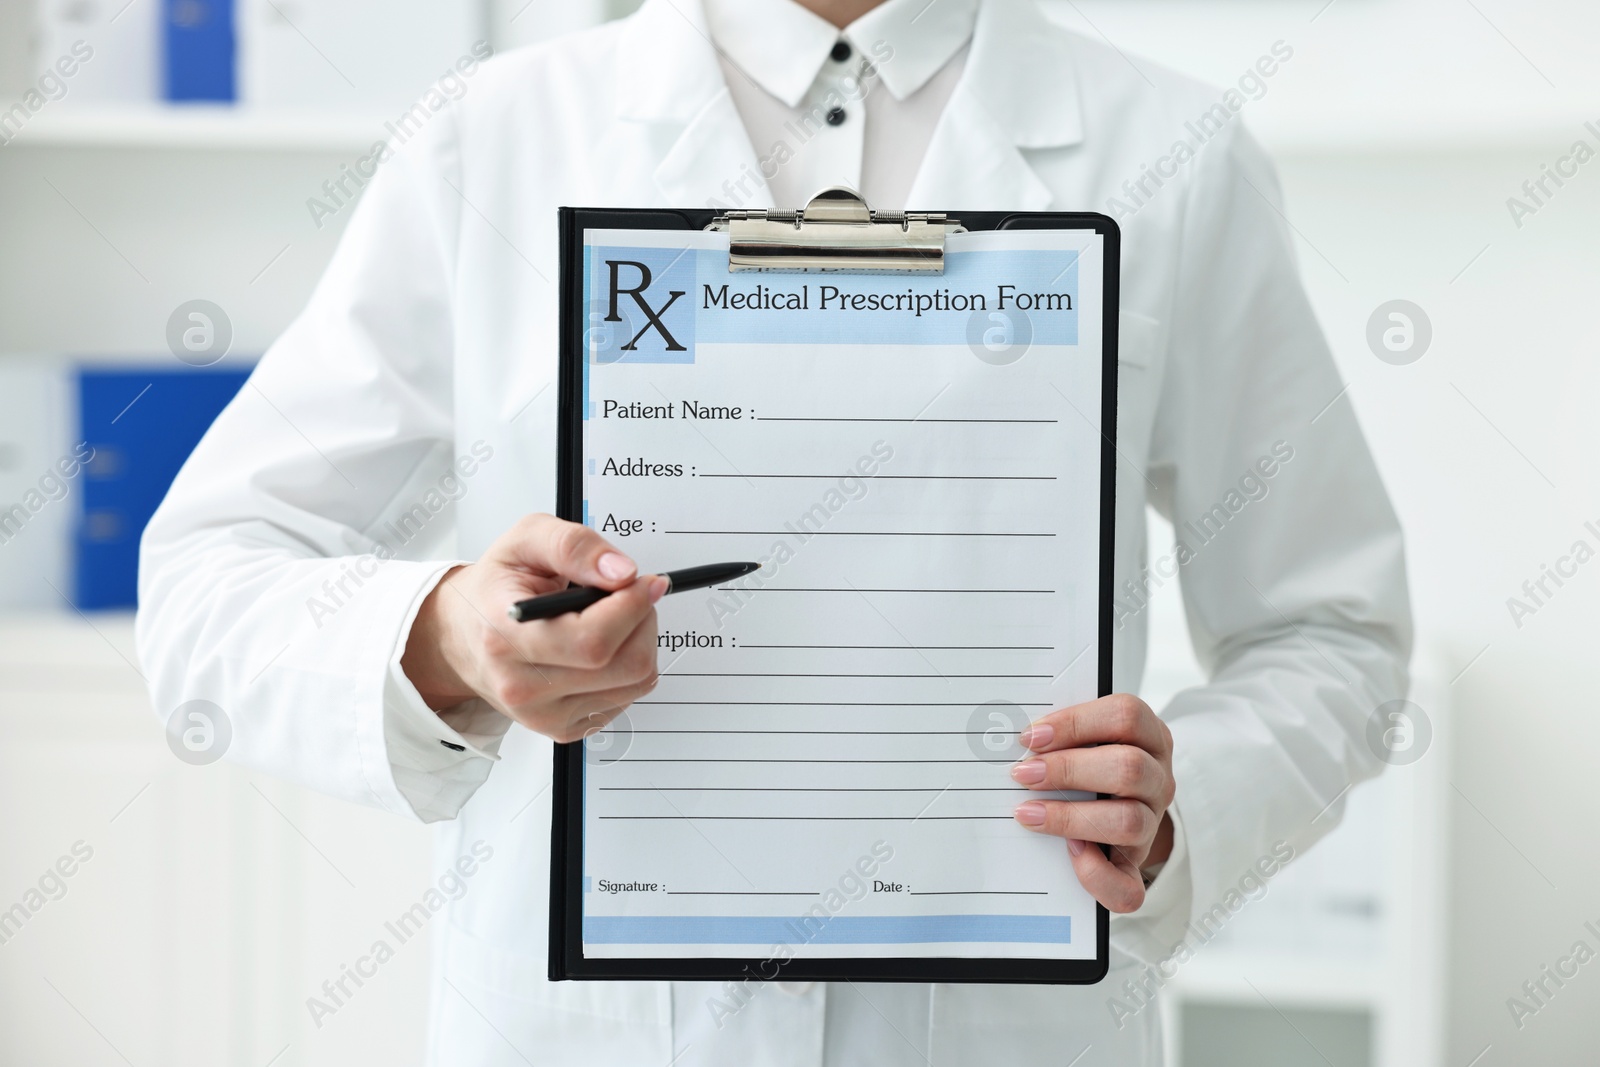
top-left (508, 560), bottom-right (760, 621)
top-left (399, 516), bottom-right (753, 743)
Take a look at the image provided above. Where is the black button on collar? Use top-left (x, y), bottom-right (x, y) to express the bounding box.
top-left (830, 39), bottom-right (852, 62)
top-left (826, 106), bottom-right (847, 126)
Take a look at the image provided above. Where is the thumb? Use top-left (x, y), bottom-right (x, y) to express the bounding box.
top-left (491, 514), bottom-right (639, 590)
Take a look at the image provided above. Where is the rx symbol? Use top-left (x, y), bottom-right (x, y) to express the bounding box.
top-left (606, 260), bottom-right (687, 352)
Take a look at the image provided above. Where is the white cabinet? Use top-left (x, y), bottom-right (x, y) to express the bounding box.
top-left (0, 614), bottom-right (435, 1067)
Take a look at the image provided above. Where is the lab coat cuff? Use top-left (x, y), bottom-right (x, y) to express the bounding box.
top-left (1109, 800), bottom-right (1194, 967)
top-left (1143, 803), bottom-right (1188, 901)
top-left (381, 561), bottom-right (513, 823)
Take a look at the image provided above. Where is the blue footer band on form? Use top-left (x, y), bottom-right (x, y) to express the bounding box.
top-left (583, 914), bottom-right (1071, 945)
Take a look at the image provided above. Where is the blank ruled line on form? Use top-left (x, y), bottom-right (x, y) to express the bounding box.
top-left (753, 416), bottom-right (1060, 423)
top-left (735, 644), bottom-right (1055, 650)
top-left (599, 816), bottom-right (1020, 821)
top-left (598, 759), bottom-right (1026, 765)
top-left (599, 787), bottom-right (1030, 792)
top-left (658, 673), bottom-right (1051, 679)
top-left (631, 701), bottom-right (1056, 707)
top-left (711, 587), bottom-right (1056, 594)
top-left (694, 473), bottom-right (1058, 480)
top-left (666, 530), bottom-right (1057, 537)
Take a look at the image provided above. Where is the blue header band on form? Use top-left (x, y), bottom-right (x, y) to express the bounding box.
top-left (584, 246), bottom-right (1080, 364)
top-left (583, 914), bottom-right (1071, 945)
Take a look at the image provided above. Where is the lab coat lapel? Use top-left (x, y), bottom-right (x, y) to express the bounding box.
top-left (655, 91), bottom-right (776, 210)
top-left (904, 0), bottom-right (1086, 212)
top-left (905, 87), bottom-right (1054, 211)
top-left (614, 0), bottom-right (773, 210)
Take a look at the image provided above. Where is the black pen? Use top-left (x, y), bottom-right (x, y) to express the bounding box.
top-left (508, 561), bottom-right (762, 622)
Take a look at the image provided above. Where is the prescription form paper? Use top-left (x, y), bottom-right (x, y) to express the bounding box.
top-left (577, 228), bottom-right (1103, 962)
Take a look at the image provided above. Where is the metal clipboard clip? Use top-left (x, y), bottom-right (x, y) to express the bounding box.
top-left (708, 187), bottom-right (964, 274)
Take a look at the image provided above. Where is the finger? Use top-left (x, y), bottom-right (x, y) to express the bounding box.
top-left (559, 675), bottom-right (662, 733)
top-left (1010, 745), bottom-right (1172, 806)
top-left (1013, 798), bottom-right (1158, 848)
top-left (1067, 838), bottom-right (1146, 914)
top-left (518, 576), bottom-right (664, 670)
top-left (1019, 693), bottom-right (1170, 757)
top-left (554, 613), bottom-right (661, 698)
top-left (478, 612), bottom-right (659, 712)
top-left (505, 676), bottom-right (658, 743)
top-left (492, 514), bottom-right (638, 589)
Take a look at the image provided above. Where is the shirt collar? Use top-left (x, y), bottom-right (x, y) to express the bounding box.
top-left (702, 0), bottom-right (979, 108)
top-left (846, 0), bottom-right (978, 100)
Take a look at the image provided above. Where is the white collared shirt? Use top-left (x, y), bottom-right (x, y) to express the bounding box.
top-left (702, 0), bottom-right (977, 210)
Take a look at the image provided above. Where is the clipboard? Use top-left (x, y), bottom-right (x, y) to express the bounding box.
top-left (550, 189), bottom-right (1119, 985)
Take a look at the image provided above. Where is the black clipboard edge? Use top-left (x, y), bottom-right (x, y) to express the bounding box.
top-left (551, 207), bottom-right (1119, 986)
top-left (550, 209), bottom-right (701, 980)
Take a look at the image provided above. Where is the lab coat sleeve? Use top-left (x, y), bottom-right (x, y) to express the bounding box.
top-left (1116, 123), bottom-right (1413, 964)
top-left (136, 111), bottom-right (510, 822)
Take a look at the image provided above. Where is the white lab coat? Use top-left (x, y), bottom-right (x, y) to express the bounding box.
top-left (137, 1), bottom-right (1411, 1064)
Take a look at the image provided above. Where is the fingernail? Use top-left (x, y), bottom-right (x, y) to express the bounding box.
top-left (648, 575), bottom-right (669, 603)
top-left (1068, 838), bottom-right (1085, 857)
top-left (1019, 723), bottom-right (1053, 749)
top-left (598, 552), bottom-right (636, 581)
top-left (1010, 759), bottom-right (1047, 785)
top-left (1013, 801), bottom-right (1047, 827)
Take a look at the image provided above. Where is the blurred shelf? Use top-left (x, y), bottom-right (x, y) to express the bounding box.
top-left (3, 101), bottom-right (1584, 157)
top-left (1254, 106), bottom-right (1587, 156)
top-left (0, 352), bottom-right (260, 368)
top-left (0, 610), bottom-right (139, 668)
top-left (0, 612), bottom-right (147, 729)
top-left (1169, 951), bottom-right (1385, 1011)
top-left (7, 105), bottom-right (388, 151)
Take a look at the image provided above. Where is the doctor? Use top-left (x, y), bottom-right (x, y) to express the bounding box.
top-left (138, 0), bottom-right (1411, 1063)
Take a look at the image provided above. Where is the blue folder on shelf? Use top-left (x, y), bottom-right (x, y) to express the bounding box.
top-left (163, 0), bottom-right (236, 102)
top-left (75, 366), bottom-right (250, 610)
